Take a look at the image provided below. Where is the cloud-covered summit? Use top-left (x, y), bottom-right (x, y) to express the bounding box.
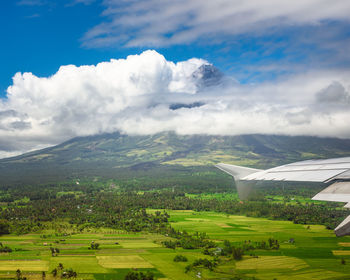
top-left (0, 50), bottom-right (350, 158)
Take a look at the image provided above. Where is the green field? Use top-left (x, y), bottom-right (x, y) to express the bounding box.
top-left (2, 210), bottom-right (350, 279)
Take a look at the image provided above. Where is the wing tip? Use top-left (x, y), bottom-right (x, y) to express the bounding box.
top-left (335, 215), bottom-right (350, 237)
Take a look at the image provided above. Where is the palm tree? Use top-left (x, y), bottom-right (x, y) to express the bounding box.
top-left (16, 269), bottom-right (22, 280)
top-left (51, 268), bottom-right (58, 277)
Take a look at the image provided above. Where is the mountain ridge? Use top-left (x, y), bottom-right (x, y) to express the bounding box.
top-left (2, 132), bottom-right (350, 185)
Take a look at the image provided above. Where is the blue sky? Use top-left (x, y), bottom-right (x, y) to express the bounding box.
top-left (0, 1), bottom-right (107, 95)
top-left (1, 0), bottom-right (349, 95)
top-left (0, 0), bottom-right (350, 157)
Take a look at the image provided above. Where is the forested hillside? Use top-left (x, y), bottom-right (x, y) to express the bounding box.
top-left (2, 132), bottom-right (350, 184)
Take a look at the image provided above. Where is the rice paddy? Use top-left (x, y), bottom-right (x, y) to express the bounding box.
top-left (2, 210), bottom-right (350, 279)
top-left (97, 256), bottom-right (154, 268)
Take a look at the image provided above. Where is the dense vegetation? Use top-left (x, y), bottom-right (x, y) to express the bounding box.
top-left (2, 132), bottom-right (350, 279)
top-left (1, 179), bottom-right (350, 279)
top-left (0, 180), bottom-right (347, 236)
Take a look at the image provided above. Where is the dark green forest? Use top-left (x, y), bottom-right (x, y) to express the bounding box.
top-left (0, 179), bottom-right (347, 236)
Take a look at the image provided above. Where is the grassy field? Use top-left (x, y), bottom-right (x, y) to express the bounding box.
top-left (167, 210), bottom-right (350, 279)
top-left (2, 210), bottom-right (350, 279)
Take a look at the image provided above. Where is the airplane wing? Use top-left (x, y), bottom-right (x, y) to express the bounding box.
top-left (215, 157), bottom-right (350, 237)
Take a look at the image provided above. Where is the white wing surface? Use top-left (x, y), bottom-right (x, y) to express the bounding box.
top-left (215, 157), bottom-right (350, 237)
top-left (215, 163), bottom-right (261, 179)
top-left (241, 157), bottom-right (350, 182)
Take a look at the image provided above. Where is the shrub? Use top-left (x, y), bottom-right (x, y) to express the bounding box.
top-left (173, 255), bottom-right (188, 262)
top-left (232, 247), bottom-right (244, 260)
top-left (124, 271), bottom-right (154, 280)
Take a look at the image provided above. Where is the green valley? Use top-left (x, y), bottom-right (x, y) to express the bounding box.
top-left (2, 133), bottom-right (350, 279)
top-left (1, 210), bottom-right (350, 280)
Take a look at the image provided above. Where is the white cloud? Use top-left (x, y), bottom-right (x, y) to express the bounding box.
top-left (316, 81), bottom-right (350, 105)
top-left (17, 0), bottom-right (45, 6)
top-left (82, 0), bottom-right (350, 47)
top-left (66, 0), bottom-right (96, 7)
top-left (1, 50), bottom-right (350, 158)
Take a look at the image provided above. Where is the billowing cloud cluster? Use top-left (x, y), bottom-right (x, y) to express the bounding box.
top-left (1, 50), bottom-right (350, 158)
